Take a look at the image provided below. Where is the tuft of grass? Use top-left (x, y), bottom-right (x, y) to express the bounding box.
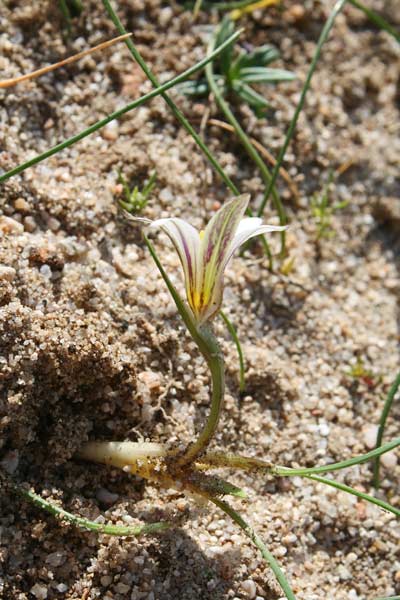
top-left (117, 170), bottom-right (157, 215)
top-left (310, 171), bottom-right (349, 240)
top-left (180, 16), bottom-right (295, 118)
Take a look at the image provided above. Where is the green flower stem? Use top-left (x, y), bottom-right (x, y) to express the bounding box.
top-left (373, 371), bottom-right (400, 489)
top-left (102, 0), bottom-right (240, 197)
top-left (305, 474), bottom-right (400, 519)
top-left (211, 497), bottom-right (297, 600)
top-left (15, 484), bottom-right (169, 536)
top-left (145, 237), bottom-right (225, 466)
top-left (220, 310), bottom-right (245, 393)
top-left (0, 30), bottom-right (241, 184)
top-left (205, 26), bottom-right (286, 254)
top-left (348, 0), bottom-right (400, 43)
top-left (258, 0), bottom-right (347, 217)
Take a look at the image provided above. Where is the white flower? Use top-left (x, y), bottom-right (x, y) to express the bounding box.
top-left (142, 194), bottom-right (286, 324)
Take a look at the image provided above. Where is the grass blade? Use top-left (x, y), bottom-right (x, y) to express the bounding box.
top-left (211, 497), bottom-right (297, 600)
top-left (349, 0), bottom-right (400, 43)
top-left (15, 484), bottom-right (169, 536)
top-left (0, 34), bottom-right (131, 89)
top-left (305, 474), bottom-right (400, 518)
top-left (274, 436), bottom-right (400, 476)
top-left (258, 0), bottom-right (347, 217)
top-left (373, 371), bottom-right (400, 489)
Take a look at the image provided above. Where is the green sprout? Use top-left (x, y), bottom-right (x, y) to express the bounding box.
top-left (347, 356), bottom-right (373, 380)
top-left (116, 170), bottom-right (157, 215)
top-left (179, 17), bottom-right (295, 117)
top-left (311, 171), bottom-right (349, 239)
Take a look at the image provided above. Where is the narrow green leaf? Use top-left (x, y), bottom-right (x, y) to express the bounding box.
top-left (212, 498), bottom-right (297, 600)
top-left (274, 436), bottom-right (400, 477)
top-left (178, 79), bottom-right (210, 96)
top-left (306, 474), bottom-right (400, 519)
top-left (234, 45), bottom-right (280, 69)
top-left (258, 0), bottom-right (348, 217)
top-left (349, 0), bottom-right (400, 43)
top-left (239, 67), bottom-right (296, 84)
top-left (373, 371), bottom-right (400, 489)
top-left (232, 80), bottom-right (271, 111)
top-left (216, 17), bottom-right (236, 77)
top-left (15, 485), bottom-right (169, 536)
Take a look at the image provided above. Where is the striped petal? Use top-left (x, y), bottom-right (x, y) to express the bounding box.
top-left (150, 218), bottom-right (201, 317)
top-left (196, 195), bottom-right (250, 321)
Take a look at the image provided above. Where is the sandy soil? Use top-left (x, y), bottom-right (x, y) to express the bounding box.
top-left (0, 1), bottom-right (399, 599)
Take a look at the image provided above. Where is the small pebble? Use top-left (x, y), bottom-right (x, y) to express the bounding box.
top-left (381, 451), bottom-right (398, 469)
top-left (30, 583), bottom-right (48, 599)
top-left (102, 120), bottom-right (119, 141)
top-left (0, 266), bottom-right (16, 282)
top-left (0, 216), bottom-right (24, 234)
top-left (96, 487), bottom-right (119, 505)
top-left (45, 551), bottom-right (65, 567)
top-left (0, 450), bottom-right (19, 474)
top-left (241, 579), bottom-right (257, 599)
top-left (363, 425), bottom-right (378, 449)
top-left (14, 197), bottom-right (30, 212)
top-left (23, 216), bottom-right (37, 232)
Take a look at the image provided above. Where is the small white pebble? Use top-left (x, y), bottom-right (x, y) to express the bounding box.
top-left (39, 265), bottom-right (52, 279)
top-left (241, 579), bottom-right (257, 599)
top-left (381, 451), bottom-right (398, 469)
top-left (319, 423), bottom-right (330, 437)
top-left (47, 217), bottom-right (60, 232)
top-left (56, 583), bottom-right (68, 593)
top-left (30, 583), bottom-right (48, 599)
top-left (363, 425), bottom-right (378, 449)
top-left (0, 216), bottom-right (24, 234)
top-left (102, 120), bottom-right (119, 141)
top-left (0, 265), bottom-right (16, 282)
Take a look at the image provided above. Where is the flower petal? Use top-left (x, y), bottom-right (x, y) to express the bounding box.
top-left (201, 219), bottom-right (287, 324)
top-left (225, 218), bottom-right (287, 265)
top-left (199, 194), bottom-right (250, 305)
top-left (150, 218), bottom-right (201, 315)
